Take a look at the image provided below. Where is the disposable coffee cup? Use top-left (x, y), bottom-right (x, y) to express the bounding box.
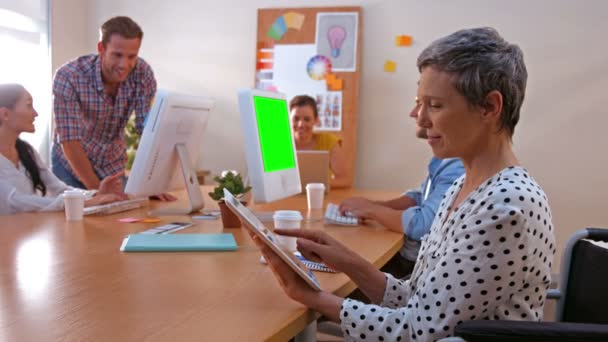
top-left (306, 183), bottom-right (326, 210)
top-left (273, 210), bottom-right (303, 251)
top-left (64, 190), bottom-right (85, 221)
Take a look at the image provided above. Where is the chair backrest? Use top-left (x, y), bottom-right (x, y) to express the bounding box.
top-left (558, 228), bottom-right (608, 323)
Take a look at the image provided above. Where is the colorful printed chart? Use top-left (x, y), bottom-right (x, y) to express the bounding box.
top-left (307, 55), bottom-right (332, 80)
top-left (314, 91), bottom-right (342, 131)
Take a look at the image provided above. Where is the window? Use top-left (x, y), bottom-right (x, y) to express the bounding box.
top-left (0, 1), bottom-right (51, 162)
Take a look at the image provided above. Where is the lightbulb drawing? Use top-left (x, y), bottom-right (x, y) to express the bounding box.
top-left (327, 25), bottom-right (346, 58)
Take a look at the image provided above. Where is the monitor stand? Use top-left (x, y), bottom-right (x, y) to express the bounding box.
top-left (148, 144), bottom-right (204, 216)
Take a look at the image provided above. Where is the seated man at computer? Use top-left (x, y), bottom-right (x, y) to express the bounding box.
top-left (289, 95), bottom-right (349, 189)
top-left (339, 103), bottom-right (464, 278)
top-left (0, 84), bottom-right (125, 215)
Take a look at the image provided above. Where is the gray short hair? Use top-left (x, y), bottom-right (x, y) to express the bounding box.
top-left (417, 27), bottom-right (527, 137)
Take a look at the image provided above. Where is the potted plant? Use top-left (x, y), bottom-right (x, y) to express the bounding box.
top-left (125, 113), bottom-right (140, 172)
top-left (208, 171), bottom-right (251, 228)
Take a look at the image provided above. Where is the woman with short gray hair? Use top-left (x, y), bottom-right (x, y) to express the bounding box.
top-left (247, 27), bottom-right (555, 341)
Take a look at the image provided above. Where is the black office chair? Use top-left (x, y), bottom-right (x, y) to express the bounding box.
top-left (454, 227), bottom-right (608, 341)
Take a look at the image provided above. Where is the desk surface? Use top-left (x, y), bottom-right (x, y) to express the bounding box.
top-left (0, 187), bottom-right (402, 341)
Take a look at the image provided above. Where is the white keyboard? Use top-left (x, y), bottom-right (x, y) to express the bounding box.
top-left (84, 198), bottom-right (149, 216)
top-left (324, 203), bottom-right (358, 226)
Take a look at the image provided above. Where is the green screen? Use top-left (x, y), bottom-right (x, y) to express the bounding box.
top-left (253, 96), bottom-right (296, 172)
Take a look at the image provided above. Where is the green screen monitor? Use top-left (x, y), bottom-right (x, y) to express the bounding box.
top-left (238, 89), bottom-right (301, 203)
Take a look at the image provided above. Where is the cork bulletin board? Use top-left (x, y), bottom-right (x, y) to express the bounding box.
top-left (255, 7), bottom-right (362, 187)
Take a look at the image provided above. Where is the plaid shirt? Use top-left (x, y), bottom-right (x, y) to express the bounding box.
top-left (52, 54), bottom-right (156, 179)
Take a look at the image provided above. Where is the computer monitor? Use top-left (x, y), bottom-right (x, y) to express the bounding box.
top-left (125, 90), bottom-right (213, 215)
top-left (238, 89), bottom-right (301, 203)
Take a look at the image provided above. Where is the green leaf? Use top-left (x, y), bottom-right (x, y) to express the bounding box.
top-left (209, 170), bottom-right (251, 201)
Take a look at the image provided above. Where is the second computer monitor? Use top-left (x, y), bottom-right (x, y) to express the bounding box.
top-left (125, 90), bottom-right (213, 214)
top-left (238, 89), bottom-right (301, 203)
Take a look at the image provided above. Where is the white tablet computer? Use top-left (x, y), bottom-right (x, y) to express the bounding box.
top-left (223, 189), bottom-right (321, 291)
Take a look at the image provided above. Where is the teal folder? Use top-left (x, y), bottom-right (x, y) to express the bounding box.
top-left (120, 233), bottom-right (238, 252)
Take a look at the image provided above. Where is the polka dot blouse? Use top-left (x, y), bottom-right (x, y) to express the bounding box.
top-left (340, 166), bottom-right (555, 341)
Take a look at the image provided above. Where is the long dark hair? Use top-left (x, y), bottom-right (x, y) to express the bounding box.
top-left (0, 84), bottom-right (46, 196)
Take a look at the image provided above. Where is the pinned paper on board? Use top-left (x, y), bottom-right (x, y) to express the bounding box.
top-left (255, 45), bottom-right (276, 91)
top-left (271, 44), bottom-right (327, 101)
top-left (307, 55), bottom-right (332, 80)
top-left (268, 12), bottom-right (306, 40)
top-left (315, 12), bottom-right (358, 72)
top-left (256, 61), bottom-right (273, 70)
top-left (284, 11), bottom-right (305, 30)
top-left (395, 35), bottom-right (413, 47)
top-left (255, 46), bottom-right (274, 71)
top-left (314, 91), bottom-right (342, 131)
top-left (268, 16), bottom-right (287, 40)
top-left (384, 60), bottom-right (397, 73)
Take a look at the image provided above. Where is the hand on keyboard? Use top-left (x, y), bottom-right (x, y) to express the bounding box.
top-left (324, 203), bottom-right (358, 226)
top-left (85, 193), bottom-right (125, 207)
top-left (98, 173), bottom-right (128, 199)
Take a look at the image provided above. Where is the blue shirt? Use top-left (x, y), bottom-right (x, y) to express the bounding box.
top-left (400, 157), bottom-right (465, 260)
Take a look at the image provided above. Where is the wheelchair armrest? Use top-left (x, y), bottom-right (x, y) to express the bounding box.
top-left (454, 320), bottom-right (608, 341)
top-left (546, 289), bottom-right (561, 300)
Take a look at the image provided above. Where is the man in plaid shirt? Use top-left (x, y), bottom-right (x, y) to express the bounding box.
top-left (52, 16), bottom-right (155, 192)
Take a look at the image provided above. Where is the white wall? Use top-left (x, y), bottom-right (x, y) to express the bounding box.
top-left (50, 0), bottom-right (90, 72)
top-left (52, 0), bottom-right (608, 265)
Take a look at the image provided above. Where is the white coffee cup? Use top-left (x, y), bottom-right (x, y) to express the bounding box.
top-left (273, 210), bottom-right (303, 251)
top-left (306, 183), bottom-right (326, 210)
top-left (64, 190), bottom-right (85, 221)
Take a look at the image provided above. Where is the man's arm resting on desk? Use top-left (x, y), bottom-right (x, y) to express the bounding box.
top-left (366, 205), bottom-right (406, 234)
top-left (372, 195), bottom-right (418, 232)
top-left (375, 195), bottom-right (417, 211)
top-left (61, 141), bottom-right (100, 189)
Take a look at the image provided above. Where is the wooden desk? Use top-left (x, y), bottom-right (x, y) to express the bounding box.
top-left (0, 187), bottom-right (402, 341)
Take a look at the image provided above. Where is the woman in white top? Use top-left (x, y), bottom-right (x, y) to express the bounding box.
top-left (0, 83), bottom-right (124, 215)
top-left (246, 27), bottom-right (555, 341)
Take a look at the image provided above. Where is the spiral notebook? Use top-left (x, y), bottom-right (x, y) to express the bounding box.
top-left (294, 252), bottom-right (337, 273)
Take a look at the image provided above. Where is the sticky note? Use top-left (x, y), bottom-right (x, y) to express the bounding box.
top-left (257, 41), bottom-right (273, 50)
top-left (274, 16), bottom-right (287, 33)
top-left (384, 60), bottom-right (397, 73)
top-left (325, 73), bottom-right (344, 90)
top-left (257, 50), bottom-right (273, 60)
top-left (267, 27), bottom-right (282, 40)
top-left (330, 79), bottom-right (343, 90)
top-left (255, 71), bottom-right (273, 80)
top-left (268, 16), bottom-right (288, 40)
top-left (256, 61), bottom-right (273, 70)
top-left (284, 12), bottom-right (305, 30)
top-left (141, 218), bottom-right (161, 223)
top-left (396, 35), bottom-right (413, 47)
top-left (118, 217), bottom-right (142, 223)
